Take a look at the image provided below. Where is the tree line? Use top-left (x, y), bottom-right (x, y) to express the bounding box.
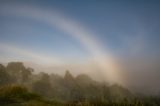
top-left (0, 62), bottom-right (160, 106)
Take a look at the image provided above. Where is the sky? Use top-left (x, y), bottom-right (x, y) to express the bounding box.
top-left (0, 0), bottom-right (160, 94)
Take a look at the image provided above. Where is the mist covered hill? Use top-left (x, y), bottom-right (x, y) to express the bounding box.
top-left (0, 62), bottom-right (160, 106)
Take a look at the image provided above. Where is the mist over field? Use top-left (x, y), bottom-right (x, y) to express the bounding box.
top-left (23, 58), bottom-right (160, 95)
top-left (0, 0), bottom-right (160, 106)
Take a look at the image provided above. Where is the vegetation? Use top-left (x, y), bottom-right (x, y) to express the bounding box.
top-left (0, 62), bottom-right (160, 106)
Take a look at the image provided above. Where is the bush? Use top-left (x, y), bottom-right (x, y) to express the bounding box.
top-left (0, 85), bottom-right (41, 104)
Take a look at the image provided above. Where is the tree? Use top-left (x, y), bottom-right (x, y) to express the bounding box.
top-left (64, 70), bottom-right (74, 81)
top-left (6, 62), bottom-right (33, 83)
top-left (21, 67), bottom-right (33, 82)
top-left (0, 64), bottom-right (12, 85)
top-left (32, 72), bottom-right (52, 98)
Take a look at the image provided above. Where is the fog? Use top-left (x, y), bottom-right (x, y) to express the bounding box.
top-left (22, 56), bottom-right (160, 95)
top-left (0, 1), bottom-right (160, 105)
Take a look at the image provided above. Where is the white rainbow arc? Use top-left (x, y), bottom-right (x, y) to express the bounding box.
top-left (0, 43), bottom-right (62, 65)
top-left (0, 5), bottom-right (123, 84)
